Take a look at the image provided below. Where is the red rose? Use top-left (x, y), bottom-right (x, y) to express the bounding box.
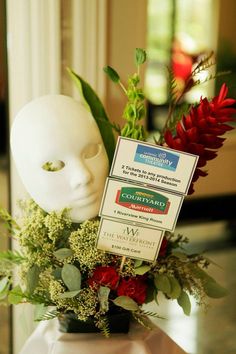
top-left (158, 237), bottom-right (168, 257)
top-left (88, 266), bottom-right (119, 290)
top-left (117, 277), bottom-right (147, 304)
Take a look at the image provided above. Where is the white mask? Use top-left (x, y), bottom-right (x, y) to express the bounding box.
top-left (10, 95), bottom-right (109, 222)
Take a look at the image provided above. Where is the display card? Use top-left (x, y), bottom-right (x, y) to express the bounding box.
top-left (99, 178), bottom-right (184, 232)
top-left (96, 218), bottom-right (164, 261)
top-left (110, 137), bottom-right (198, 195)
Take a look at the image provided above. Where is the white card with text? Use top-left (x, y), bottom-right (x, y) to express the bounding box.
top-left (99, 178), bottom-right (184, 232)
top-left (97, 218), bottom-right (164, 261)
top-left (110, 137), bottom-right (198, 195)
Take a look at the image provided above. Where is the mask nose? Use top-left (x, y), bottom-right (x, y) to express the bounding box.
top-left (69, 159), bottom-right (92, 189)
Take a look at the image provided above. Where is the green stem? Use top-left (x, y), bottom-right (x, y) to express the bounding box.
top-left (119, 81), bottom-right (127, 94)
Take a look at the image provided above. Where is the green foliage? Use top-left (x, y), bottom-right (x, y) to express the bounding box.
top-left (58, 290), bottom-right (80, 299)
top-left (134, 265), bottom-right (151, 275)
top-left (96, 315), bottom-right (110, 338)
top-left (0, 276), bottom-right (10, 300)
top-left (0, 207), bottom-right (20, 233)
top-left (53, 248), bottom-right (73, 260)
top-left (113, 296), bottom-right (139, 311)
top-left (26, 265), bottom-right (40, 294)
top-left (67, 68), bottom-right (115, 166)
top-left (104, 48), bottom-right (147, 141)
top-left (35, 307), bottom-right (59, 321)
top-left (8, 286), bottom-right (24, 305)
top-left (168, 276), bottom-right (182, 299)
top-left (135, 48), bottom-right (147, 66)
top-left (61, 264), bottom-right (81, 291)
top-left (98, 286), bottom-right (110, 313)
top-left (203, 280), bottom-right (228, 298)
top-left (177, 291), bottom-right (191, 316)
top-left (132, 311), bottom-right (156, 330)
top-left (140, 309), bottom-right (165, 320)
top-left (0, 250), bottom-right (25, 264)
top-left (103, 66), bottom-right (120, 83)
top-left (154, 274), bottom-right (171, 295)
top-left (134, 259), bottom-right (143, 268)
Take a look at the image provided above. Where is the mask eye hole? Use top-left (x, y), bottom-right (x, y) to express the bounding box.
top-left (83, 143), bottom-right (101, 159)
top-left (42, 160), bottom-right (65, 172)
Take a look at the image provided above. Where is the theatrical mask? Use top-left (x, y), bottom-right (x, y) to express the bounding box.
top-left (11, 95), bottom-right (109, 222)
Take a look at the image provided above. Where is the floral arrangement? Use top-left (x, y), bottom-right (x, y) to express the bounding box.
top-left (0, 49), bottom-right (235, 336)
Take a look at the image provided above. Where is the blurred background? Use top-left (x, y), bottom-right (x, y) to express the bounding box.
top-left (0, 1), bottom-right (235, 353)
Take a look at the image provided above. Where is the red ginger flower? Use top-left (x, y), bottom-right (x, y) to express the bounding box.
top-left (164, 84), bottom-right (236, 194)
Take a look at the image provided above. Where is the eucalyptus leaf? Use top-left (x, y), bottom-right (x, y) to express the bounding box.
top-left (27, 265), bottom-right (40, 294)
top-left (203, 280), bottom-right (228, 298)
top-left (177, 291), bottom-right (191, 316)
top-left (168, 276), bottom-right (182, 299)
top-left (154, 274), bottom-right (171, 295)
top-left (145, 284), bottom-right (156, 304)
top-left (59, 290), bottom-right (80, 299)
top-left (61, 264), bottom-right (81, 291)
top-left (54, 248), bottom-right (73, 260)
top-left (188, 264), bottom-right (213, 282)
top-left (53, 267), bottom-right (62, 280)
top-left (134, 265), bottom-right (151, 275)
top-left (134, 259), bottom-right (143, 268)
top-left (113, 296), bottom-right (139, 311)
top-left (154, 288), bottom-right (159, 305)
top-left (172, 251), bottom-right (188, 260)
top-left (8, 286), bottom-right (24, 305)
top-left (0, 277), bottom-right (9, 293)
top-left (103, 66), bottom-right (120, 83)
top-left (98, 286), bottom-right (110, 312)
top-left (67, 68), bottom-right (115, 166)
top-left (135, 48), bottom-right (146, 66)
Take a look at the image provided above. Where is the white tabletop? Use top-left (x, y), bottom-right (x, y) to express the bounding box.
top-left (19, 318), bottom-right (187, 354)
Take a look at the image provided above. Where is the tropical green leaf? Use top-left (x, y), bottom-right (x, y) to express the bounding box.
top-left (154, 274), bottom-right (171, 295)
top-left (168, 276), bottom-right (182, 299)
top-left (67, 68), bottom-right (115, 166)
top-left (103, 66), bottom-right (120, 83)
top-left (61, 264), bottom-right (81, 291)
top-left (203, 280), bottom-right (228, 298)
top-left (135, 48), bottom-right (146, 66)
top-left (98, 286), bottom-right (110, 312)
top-left (134, 265), bottom-right (151, 275)
top-left (54, 248), bottom-right (73, 260)
top-left (113, 296), bottom-right (139, 311)
top-left (8, 285), bottom-right (24, 305)
top-left (177, 291), bottom-right (191, 316)
top-left (26, 265), bottom-right (40, 294)
top-left (59, 290), bottom-right (80, 299)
